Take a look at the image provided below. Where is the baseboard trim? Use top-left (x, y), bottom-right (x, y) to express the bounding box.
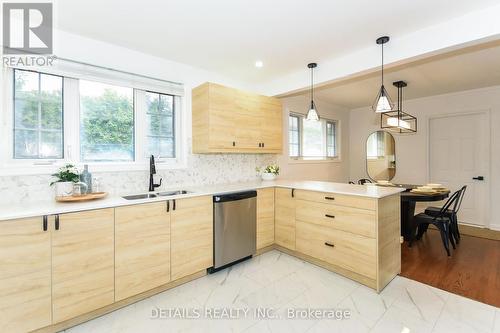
top-left (32, 270), bottom-right (207, 333)
top-left (428, 223), bottom-right (500, 241)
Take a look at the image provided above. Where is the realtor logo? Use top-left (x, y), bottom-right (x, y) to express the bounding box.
top-left (3, 3), bottom-right (53, 54)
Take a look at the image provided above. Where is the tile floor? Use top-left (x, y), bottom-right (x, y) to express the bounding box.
top-left (65, 250), bottom-right (500, 333)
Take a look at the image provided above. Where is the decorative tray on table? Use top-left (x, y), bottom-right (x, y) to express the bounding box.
top-left (55, 192), bottom-right (108, 202)
top-left (410, 184), bottom-right (449, 195)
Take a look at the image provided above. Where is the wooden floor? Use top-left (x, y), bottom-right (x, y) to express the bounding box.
top-left (401, 229), bottom-right (500, 307)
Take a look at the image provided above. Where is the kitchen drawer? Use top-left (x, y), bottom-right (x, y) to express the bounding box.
top-left (294, 189), bottom-right (376, 211)
top-left (296, 221), bottom-right (376, 279)
top-left (296, 200), bottom-right (376, 238)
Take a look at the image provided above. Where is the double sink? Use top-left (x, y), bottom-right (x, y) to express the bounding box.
top-left (122, 190), bottom-right (191, 201)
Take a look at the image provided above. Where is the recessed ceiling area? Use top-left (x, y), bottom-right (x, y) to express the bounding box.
top-left (306, 42), bottom-right (500, 109)
top-left (56, 0), bottom-right (500, 86)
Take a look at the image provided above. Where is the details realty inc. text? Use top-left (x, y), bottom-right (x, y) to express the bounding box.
top-left (151, 307), bottom-right (352, 320)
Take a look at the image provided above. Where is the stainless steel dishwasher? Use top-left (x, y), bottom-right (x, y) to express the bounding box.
top-left (211, 190), bottom-right (257, 272)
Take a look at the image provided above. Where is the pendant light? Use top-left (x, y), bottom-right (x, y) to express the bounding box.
top-left (306, 62), bottom-right (319, 121)
top-left (372, 36), bottom-right (395, 113)
top-left (380, 80), bottom-right (417, 133)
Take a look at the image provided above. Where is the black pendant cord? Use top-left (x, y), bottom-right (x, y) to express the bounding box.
top-left (310, 66), bottom-right (314, 104)
top-left (397, 83), bottom-right (401, 124)
top-left (400, 83), bottom-right (403, 111)
top-left (381, 42), bottom-right (384, 87)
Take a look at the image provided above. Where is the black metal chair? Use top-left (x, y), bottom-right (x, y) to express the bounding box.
top-left (358, 178), bottom-right (372, 185)
top-left (422, 185), bottom-right (467, 245)
top-left (410, 189), bottom-right (462, 256)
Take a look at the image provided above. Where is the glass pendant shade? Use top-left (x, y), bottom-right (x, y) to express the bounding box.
top-left (306, 100), bottom-right (319, 121)
top-left (372, 85), bottom-right (394, 113)
top-left (386, 116), bottom-right (411, 129)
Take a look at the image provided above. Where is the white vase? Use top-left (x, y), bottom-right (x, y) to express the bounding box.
top-left (261, 173), bottom-right (277, 181)
top-left (55, 182), bottom-right (74, 197)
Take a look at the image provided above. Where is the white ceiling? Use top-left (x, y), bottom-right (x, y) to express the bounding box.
top-left (311, 43), bottom-right (500, 109)
top-left (56, 0), bottom-right (500, 86)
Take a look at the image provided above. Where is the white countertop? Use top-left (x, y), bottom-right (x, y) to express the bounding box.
top-left (0, 180), bottom-right (404, 221)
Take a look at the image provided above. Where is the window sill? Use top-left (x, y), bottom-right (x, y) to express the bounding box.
top-left (287, 157), bottom-right (342, 165)
top-left (0, 160), bottom-right (187, 176)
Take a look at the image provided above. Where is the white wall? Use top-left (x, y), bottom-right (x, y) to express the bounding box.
top-left (349, 86), bottom-right (500, 229)
top-left (277, 95), bottom-right (350, 182)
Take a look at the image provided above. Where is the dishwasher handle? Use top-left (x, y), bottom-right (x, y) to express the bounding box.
top-left (213, 190), bottom-right (257, 203)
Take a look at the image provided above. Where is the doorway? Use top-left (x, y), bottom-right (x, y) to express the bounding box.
top-left (429, 111), bottom-right (490, 227)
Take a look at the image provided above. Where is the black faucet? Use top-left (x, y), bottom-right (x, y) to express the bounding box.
top-left (149, 155), bottom-right (162, 192)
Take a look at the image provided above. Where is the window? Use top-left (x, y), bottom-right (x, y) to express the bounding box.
top-left (13, 69), bottom-right (63, 159)
top-left (302, 117), bottom-right (324, 157)
top-left (79, 80), bottom-right (135, 162)
top-left (288, 115), bottom-right (300, 157)
top-left (145, 92), bottom-right (175, 158)
top-left (326, 121), bottom-right (336, 157)
top-left (3, 66), bottom-right (183, 173)
top-left (288, 113), bottom-right (338, 159)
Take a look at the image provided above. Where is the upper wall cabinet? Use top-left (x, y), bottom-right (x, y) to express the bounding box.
top-left (192, 82), bottom-right (283, 153)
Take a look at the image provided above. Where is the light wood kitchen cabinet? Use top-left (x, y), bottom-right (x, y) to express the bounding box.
top-left (51, 208), bottom-right (115, 323)
top-left (291, 189), bottom-right (401, 291)
top-left (274, 188), bottom-right (296, 250)
top-left (115, 202), bottom-right (171, 301)
top-left (258, 96), bottom-right (283, 151)
top-left (192, 82), bottom-right (283, 153)
top-left (170, 196), bottom-right (213, 281)
top-left (0, 217), bottom-right (51, 333)
top-left (257, 188), bottom-right (275, 249)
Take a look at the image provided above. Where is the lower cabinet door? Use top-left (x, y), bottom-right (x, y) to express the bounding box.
top-left (296, 221), bottom-right (377, 279)
top-left (171, 196), bottom-right (213, 280)
top-left (52, 209), bottom-right (115, 323)
top-left (115, 202), bottom-right (171, 301)
top-left (0, 217), bottom-right (51, 333)
top-left (257, 188), bottom-right (275, 249)
top-left (275, 188), bottom-right (296, 250)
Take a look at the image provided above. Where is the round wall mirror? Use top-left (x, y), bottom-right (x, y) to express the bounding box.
top-left (366, 131), bottom-right (396, 181)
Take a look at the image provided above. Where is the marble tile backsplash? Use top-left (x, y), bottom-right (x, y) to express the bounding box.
top-left (0, 154), bottom-right (277, 205)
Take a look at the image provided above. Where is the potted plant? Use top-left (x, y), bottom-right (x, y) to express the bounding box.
top-left (51, 164), bottom-right (80, 197)
top-left (256, 164), bottom-right (280, 181)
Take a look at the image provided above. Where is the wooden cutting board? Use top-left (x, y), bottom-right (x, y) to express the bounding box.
top-left (55, 192), bottom-right (108, 202)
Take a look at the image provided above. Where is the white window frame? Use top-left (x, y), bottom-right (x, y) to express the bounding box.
top-left (288, 112), bottom-right (341, 163)
top-left (0, 66), bottom-right (186, 175)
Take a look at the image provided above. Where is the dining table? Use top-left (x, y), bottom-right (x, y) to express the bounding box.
top-left (377, 184), bottom-right (450, 241)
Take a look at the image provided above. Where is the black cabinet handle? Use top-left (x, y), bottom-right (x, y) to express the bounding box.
top-left (325, 214), bottom-right (335, 219)
top-left (262, 143), bottom-right (265, 148)
top-left (43, 215), bottom-right (48, 231)
top-left (258, 143), bottom-right (262, 147)
top-left (55, 215), bottom-right (60, 231)
top-left (232, 141), bottom-right (236, 147)
top-left (472, 176), bottom-right (484, 181)
top-left (291, 189), bottom-right (295, 197)
top-left (324, 242), bottom-right (335, 247)
top-left (324, 196), bottom-right (335, 200)
top-left (172, 199), bottom-right (176, 211)
top-left (166, 200), bottom-right (170, 212)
